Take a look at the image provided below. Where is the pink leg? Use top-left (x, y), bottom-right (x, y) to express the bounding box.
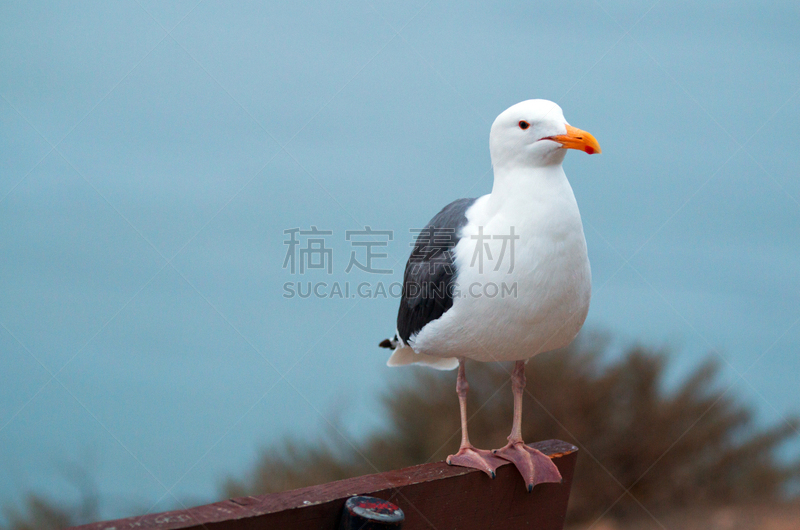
top-left (446, 358), bottom-right (506, 478)
top-left (493, 361), bottom-right (562, 492)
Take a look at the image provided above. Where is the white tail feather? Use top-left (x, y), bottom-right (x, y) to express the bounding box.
top-left (386, 346), bottom-right (458, 370)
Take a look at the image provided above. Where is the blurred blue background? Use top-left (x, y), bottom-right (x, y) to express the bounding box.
top-left (1, 0), bottom-right (798, 523)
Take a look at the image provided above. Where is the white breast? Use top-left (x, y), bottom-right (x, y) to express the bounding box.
top-left (410, 166), bottom-right (591, 362)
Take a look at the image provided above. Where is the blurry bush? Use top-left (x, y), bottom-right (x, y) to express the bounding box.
top-left (3, 495), bottom-right (89, 530)
top-left (2, 470), bottom-right (99, 530)
top-left (225, 336), bottom-right (800, 524)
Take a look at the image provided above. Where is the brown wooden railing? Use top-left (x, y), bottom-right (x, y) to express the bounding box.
top-left (70, 440), bottom-right (577, 530)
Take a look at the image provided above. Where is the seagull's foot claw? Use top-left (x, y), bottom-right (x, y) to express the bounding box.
top-left (446, 445), bottom-right (507, 478)
top-left (493, 441), bottom-right (562, 492)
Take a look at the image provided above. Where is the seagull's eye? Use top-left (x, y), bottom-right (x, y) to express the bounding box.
top-left (518, 121), bottom-right (530, 130)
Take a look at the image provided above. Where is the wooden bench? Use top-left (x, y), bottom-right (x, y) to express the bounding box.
top-left (70, 439), bottom-right (577, 530)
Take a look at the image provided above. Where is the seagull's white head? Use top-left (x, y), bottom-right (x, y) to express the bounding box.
top-left (489, 99), bottom-right (601, 170)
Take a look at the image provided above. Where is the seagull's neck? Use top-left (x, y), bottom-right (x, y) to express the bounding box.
top-left (486, 163), bottom-right (571, 216)
top-left (478, 163), bottom-right (585, 245)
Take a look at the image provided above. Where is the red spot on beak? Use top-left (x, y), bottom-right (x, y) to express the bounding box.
top-left (585, 146), bottom-right (595, 155)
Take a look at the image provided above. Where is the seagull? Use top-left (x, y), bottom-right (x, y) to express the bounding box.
top-left (379, 99), bottom-right (601, 492)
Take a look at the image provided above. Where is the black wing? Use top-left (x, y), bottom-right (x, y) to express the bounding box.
top-left (395, 197), bottom-right (476, 344)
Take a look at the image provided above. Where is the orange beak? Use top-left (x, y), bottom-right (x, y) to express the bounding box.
top-left (546, 124), bottom-right (601, 155)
